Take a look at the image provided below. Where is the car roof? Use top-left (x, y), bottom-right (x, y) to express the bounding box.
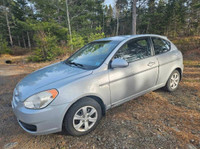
top-left (94, 34), bottom-right (168, 42)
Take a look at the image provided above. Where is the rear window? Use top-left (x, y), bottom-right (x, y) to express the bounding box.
top-left (152, 37), bottom-right (171, 55)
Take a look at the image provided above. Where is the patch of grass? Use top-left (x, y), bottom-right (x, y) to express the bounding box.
top-left (183, 78), bottom-right (200, 83)
top-left (184, 60), bottom-right (200, 67)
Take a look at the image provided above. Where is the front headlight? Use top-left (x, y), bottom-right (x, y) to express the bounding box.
top-left (24, 89), bottom-right (58, 109)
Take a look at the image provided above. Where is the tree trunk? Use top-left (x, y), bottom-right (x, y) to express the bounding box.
top-left (4, 4), bottom-right (13, 46)
top-left (65, 0), bottom-right (73, 53)
top-left (116, 15), bottom-right (119, 35)
top-left (27, 31), bottom-right (31, 49)
top-left (146, 20), bottom-right (150, 33)
top-left (132, 0), bottom-right (137, 35)
top-left (103, 11), bottom-right (104, 33)
top-left (56, 0), bottom-right (61, 24)
top-left (115, 3), bottom-right (119, 36)
top-left (147, 0), bottom-right (155, 33)
top-left (17, 36), bottom-right (21, 47)
top-left (22, 34), bottom-right (26, 48)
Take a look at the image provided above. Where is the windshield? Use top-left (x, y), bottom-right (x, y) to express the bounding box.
top-left (66, 41), bottom-right (118, 69)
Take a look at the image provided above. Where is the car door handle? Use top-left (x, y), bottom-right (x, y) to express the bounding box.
top-left (147, 62), bottom-right (155, 67)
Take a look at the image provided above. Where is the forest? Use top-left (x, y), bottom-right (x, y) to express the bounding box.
top-left (0, 0), bottom-right (200, 61)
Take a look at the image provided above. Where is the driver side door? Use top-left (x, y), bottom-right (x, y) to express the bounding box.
top-left (109, 37), bottom-right (159, 106)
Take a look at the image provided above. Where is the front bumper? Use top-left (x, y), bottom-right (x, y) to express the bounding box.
top-left (12, 96), bottom-right (70, 135)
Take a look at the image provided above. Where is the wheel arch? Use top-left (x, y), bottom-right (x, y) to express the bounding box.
top-left (62, 95), bottom-right (106, 130)
top-left (164, 67), bottom-right (183, 87)
top-left (86, 95), bottom-right (106, 116)
top-left (175, 67), bottom-right (182, 81)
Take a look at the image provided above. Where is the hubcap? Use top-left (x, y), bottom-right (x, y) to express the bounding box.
top-left (73, 106), bottom-right (98, 132)
top-left (170, 72), bottom-right (179, 89)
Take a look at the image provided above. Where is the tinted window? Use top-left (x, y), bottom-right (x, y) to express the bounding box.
top-left (114, 38), bottom-right (151, 62)
top-left (152, 38), bottom-right (171, 55)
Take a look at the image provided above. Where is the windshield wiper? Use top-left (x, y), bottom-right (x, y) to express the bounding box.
top-left (66, 61), bottom-right (84, 68)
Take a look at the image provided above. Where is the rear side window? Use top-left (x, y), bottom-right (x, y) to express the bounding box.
top-left (114, 38), bottom-right (151, 62)
top-left (152, 37), bottom-right (171, 55)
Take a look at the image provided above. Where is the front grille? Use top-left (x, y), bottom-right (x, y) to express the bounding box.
top-left (19, 120), bottom-right (37, 132)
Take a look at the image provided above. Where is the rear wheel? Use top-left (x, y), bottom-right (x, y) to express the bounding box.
top-left (63, 97), bottom-right (102, 136)
top-left (165, 70), bottom-right (180, 92)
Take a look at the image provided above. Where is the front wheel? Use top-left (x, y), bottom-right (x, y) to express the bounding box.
top-left (165, 70), bottom-right (180, 92)
top-left (63, 97), bottom-right (102, 136)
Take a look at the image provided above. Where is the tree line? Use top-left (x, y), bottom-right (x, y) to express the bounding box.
top-left (0, 0), bottom-right (199, 61)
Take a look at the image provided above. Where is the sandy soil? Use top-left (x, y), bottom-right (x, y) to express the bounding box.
top-left (0, 54), bottom-right (199, 149)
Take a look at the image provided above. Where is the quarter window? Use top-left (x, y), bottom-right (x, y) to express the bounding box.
top-left (114, 38), bottom-right (151, 62)
top-left (152, 38), bottom-right (171, 55)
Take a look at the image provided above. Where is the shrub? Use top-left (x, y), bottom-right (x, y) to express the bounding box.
top-left (30, 21), bottom-right (68, 42)
top-left (67, 26), bottom-right (105, 54)
top-left (68, 32), bottom-right (85, 51)
top-left (29, 32), bottom-right (64, 62)
top-left (0, 34), bottom-right (11, 54)
top-left (171, 36), bottom-right (200, 54)
top-left (11, 46), bottom-right (29, 55)
top-left (88, 26), bottom-right (105, 43)
top-left (27, 21), bottom-right (68, 62)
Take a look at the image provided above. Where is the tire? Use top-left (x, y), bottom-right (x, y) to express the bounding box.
top-left (165, 70), bottom-right (180, 92)
top-left (63, 97), bottom-right (102, 136)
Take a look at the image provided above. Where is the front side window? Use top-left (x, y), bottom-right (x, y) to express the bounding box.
top-left (152, 38), bottom-right (171, 55)
top-left (114, 38), bottom-right (151, 62)
top-left (66, 41), bottom-right (119, 69)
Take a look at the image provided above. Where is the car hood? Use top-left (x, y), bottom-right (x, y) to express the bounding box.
top-left (15, 62), bottom-right (92, 101)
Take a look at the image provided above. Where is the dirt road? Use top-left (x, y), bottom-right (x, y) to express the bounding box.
top-left (0, 60), bottom-right (199, 149)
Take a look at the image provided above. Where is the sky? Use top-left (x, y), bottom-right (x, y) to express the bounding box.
top-left (104, 0), bottom-right (115, 7)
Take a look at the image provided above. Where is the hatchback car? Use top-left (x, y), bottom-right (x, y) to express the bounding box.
top-left (12, 34), bottom-right (183, 136)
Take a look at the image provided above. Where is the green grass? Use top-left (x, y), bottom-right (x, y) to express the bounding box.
top-left (184, 60), bottom-right (200, 67)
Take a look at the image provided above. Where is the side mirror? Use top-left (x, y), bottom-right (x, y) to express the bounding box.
top-left (111, 58), bottom-right (128, 68)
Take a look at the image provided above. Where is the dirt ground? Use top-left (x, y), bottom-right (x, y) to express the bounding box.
top-left (0, 52), bottom-right (199, 149)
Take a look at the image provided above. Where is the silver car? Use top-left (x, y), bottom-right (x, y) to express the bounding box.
top-left (12, 34), bottom-right (183, 136)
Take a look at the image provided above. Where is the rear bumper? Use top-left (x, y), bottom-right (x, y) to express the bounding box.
top-left (12, 98), bottom-right (70, 135)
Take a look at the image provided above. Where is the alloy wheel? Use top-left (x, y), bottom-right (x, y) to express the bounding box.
top-left (170, 72), bottom-right (180, 89)
top-left (73, 106), bottom-right (98, 132)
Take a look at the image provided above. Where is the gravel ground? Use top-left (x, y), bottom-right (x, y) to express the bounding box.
top-left (0, 58), bottom-right (199, 149)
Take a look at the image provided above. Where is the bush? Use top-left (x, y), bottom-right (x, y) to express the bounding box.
top-left (67, 26), bottom-right (105, 53)
top-left (27, 21), bottom-right (68, 62)
top-left (171, 36), bottom-right (200, 54)
top-left (29, 32), bottom-right (64, 62)
top-left (0, 34), bottom-right (11, 54)
top-left (30, 21), bottom-right (68, 42)
top-left (88, 26), bottom-right (105, 43)
top-left (68, 32), bottom-right (85, 50)
top-left (11, 46), bottom-right (29, 55)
